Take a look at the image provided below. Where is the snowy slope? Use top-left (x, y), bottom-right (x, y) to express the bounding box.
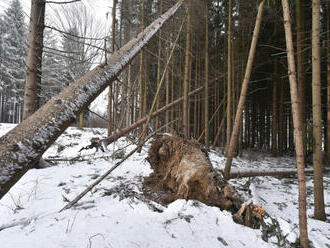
top-left (0, 123), bottom-right (329, 248)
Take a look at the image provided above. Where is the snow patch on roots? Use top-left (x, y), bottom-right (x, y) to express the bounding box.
top-left (144, 134), bottom-right (240, 210)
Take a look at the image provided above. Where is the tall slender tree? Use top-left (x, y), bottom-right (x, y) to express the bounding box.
top-left (183, 0), bottom-right (191, 138)
top-left (327, 0), bottom-right (330, 166)
top-left (312, 0), bottom-right (326, 221)
top-left (226, 0), bottom-right (232, 153)
top-left (204, 0), bottom-right (209, 148)
top-left (282, 0), bottom-right (309, 246)
top-left (224, 0), bottom-right (265, 178)
top-left (23, 0), bottom-right (46, 120)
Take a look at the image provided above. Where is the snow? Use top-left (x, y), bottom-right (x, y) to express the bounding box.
top-left (0, 123), bottom-right (330, 248)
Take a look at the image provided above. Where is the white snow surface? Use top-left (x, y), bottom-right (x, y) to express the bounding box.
top-left (0, 123), bottom-right (329, 248)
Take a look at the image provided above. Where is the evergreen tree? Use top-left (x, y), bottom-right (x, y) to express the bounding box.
top-left (1, 0), bottom-right (27, 93)
top-left (0, 0), bottom-right (27, 123)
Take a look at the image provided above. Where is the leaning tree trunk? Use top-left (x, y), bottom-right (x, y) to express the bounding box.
top-left (0, 0), bottom-right (184, 199)
top-left (223, 0), bottom-right (265, 178)
top-left (312, 0), bottom-right (326, 221)
top-left (23, 0), bottom-right (46, 120)
top-left (282, 0), bottom-right (309, 246)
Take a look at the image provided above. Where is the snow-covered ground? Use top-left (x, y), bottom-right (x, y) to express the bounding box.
top-left (0, 123), bottom-right (329, 248)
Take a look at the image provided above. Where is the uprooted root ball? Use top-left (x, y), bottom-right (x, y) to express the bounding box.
top-left (143, 134), bottom-right (240, 210)
top-left (143, 134), bottom-right (268, 229)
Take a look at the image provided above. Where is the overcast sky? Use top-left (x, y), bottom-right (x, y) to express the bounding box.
top-left (0, 0), bottom-right (114, 23)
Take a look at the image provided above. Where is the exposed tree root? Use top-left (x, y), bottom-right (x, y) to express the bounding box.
top-left (143, 134), bottom-right (265, 229)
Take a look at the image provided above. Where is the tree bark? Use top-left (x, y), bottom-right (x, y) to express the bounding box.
top-left (281, 0), bottom-right (309, 246)
top-left (272, 62), bottom-right (278, 156)
top-left (183, 0), bottom-right (191, 138)
top-left (0, 0), bottom-right (184, 199)
top-left (23, 0), bottom-right (46, 120)
top-left (327, 0), bottom-right (330, 166)
top-left (155, 0), bottom-right (163, 131)
top-left (226, 0), bottom-right (232, 153)
top-left (224, 0), bottom-right (265, 178)
top-left (107, 0), bottom-right (117, 136)
top-left (204, 0), bottom-right (209, 148)
top-left (312, 0), bottom-right (326, 221)
top-left (296, 0), bottom-right (306, 154)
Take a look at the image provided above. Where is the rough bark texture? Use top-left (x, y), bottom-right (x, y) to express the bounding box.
top-left (312, 0), bottom-right (326, 221)
top-left (144, 134), bottom-right (238, 209)
top-left (224, 0), bottom-right (265, 178)
top-left (23, 0), bottom-right (45, 120)
top-left (296, 0), bottom-right (306, 150)
top-left (281, 0), bottom-right (309, 246)
top-left (0, 0), bottom-right (184, 199)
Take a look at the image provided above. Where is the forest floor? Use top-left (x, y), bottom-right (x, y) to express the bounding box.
top-left (0, 123), bottom-right (329, 248)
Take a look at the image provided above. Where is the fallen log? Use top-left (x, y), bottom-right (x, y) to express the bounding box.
top-left (0, 0), bottom-right (185, 199)
top-left (101, 86), bottom-right (204, 145)
top-left (220, 167), bottom-right (330, 179)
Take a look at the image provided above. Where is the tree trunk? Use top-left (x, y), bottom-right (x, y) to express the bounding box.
top-left (226, 0), bottom-right (232, 153)
top-left (204, 0), bottom-right (209, 148)
top-left (155, 0), bottom-right (163, 131)
top-left (327, 0), bottom-right (330, 166)
top-left (183, 0), bottom-right (191, 138)
top-left (108, 0), bottom-right (117, 136)
top-left (281, 0), bottom-right (309, 246)
top-left (23, 0), bottom-right (45, 120)
top-left (223, 0), bottom-right (265, 178)
top-left (312, 0), bottom-right (326, 221)
top-left (296, 0), bottom-right (306, 155)
top-left (0, 0), bottom-right (184, 199)
top-left (272, 61), bottom-right (278, 156)
top-left (139, 0), bottom-right (145, 123)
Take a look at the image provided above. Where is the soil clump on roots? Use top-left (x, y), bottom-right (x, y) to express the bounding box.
top-left (143, 134), bottom-right (265, 229)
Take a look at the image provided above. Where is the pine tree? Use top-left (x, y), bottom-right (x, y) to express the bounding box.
top-left (0, 0), bottom-right (27, 123)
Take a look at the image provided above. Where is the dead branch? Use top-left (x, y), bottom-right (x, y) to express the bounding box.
top-left (101, 86), bottom-right (204, 145)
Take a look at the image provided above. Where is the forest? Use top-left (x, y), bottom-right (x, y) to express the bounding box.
top-left (0, 0), bottom-right (329, 247)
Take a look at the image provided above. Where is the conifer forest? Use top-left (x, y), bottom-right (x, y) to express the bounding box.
top-left (0, 1), bottom-right (330, 247)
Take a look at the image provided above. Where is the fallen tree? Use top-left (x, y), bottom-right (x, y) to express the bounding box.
top-left (0, 0), bottom-right (185, 199)
top-left (143, 134), bottom-right (265, 228)
top-left (222, 167), bottom-right (330, 179)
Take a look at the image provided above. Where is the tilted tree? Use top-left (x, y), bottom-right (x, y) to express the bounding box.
top-left (0, 0), bottom-right (185, 200)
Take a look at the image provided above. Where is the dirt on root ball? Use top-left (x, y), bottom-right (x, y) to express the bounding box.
top-left (143, 134), bottom-right (241, 211)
